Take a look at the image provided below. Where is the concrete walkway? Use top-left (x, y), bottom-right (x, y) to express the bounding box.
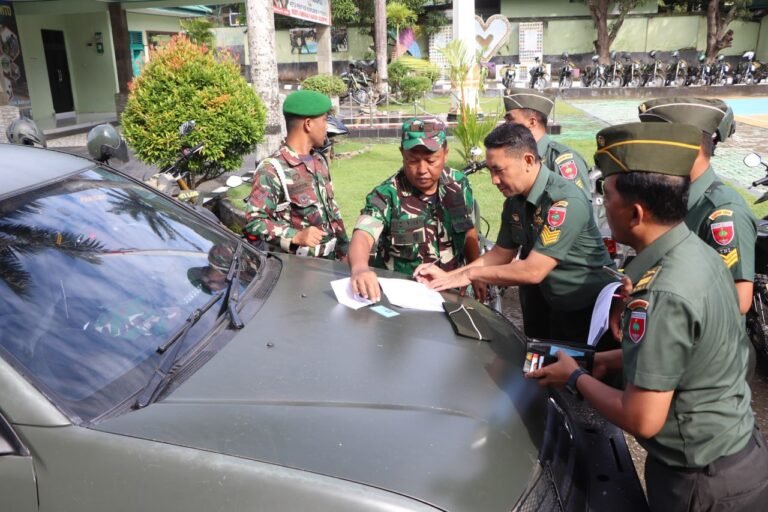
top-left (566, 98), bottom-right (768, 196)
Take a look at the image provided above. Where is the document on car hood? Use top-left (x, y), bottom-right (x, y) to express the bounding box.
top-left (378, 278), bottom-right (445, 312)
top-left (331, 278), bottom-right (374, 310)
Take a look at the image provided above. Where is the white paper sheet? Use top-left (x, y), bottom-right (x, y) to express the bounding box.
top-left (378, 278), bottom-right (445, 312)
top-left (330, 278), bottom-right (374, 310)
top-left (587, 281), bottom-right (623, 346)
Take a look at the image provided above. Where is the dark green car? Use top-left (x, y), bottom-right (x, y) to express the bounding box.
top-left (0, 144), bottom-right (646, 511)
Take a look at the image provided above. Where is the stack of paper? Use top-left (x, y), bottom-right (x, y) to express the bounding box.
top-left (330, 277), bottom-right (444, 312)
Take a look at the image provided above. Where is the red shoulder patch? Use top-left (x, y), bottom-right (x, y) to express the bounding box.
top-left (711, 221), bottom-right (735, 246)
top-left (547, 204), bottom-right (567, 228)
top-left (628, 309), bottom-right (647, 343)
top-left (558, 160), bottom-right (578, 180)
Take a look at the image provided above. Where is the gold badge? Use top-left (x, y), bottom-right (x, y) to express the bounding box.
top-left (632, 265), bottom-right (662, 294)
top-left (708, 209), bottom-right (734, 221)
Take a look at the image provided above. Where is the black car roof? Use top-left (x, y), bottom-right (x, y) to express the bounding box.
top-left (0, 143), bottom-right (94, 198)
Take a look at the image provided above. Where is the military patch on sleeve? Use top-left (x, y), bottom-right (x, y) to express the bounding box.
top-left (547, 201), bottom-right (568, 228)
top-left (540, 227), bottom-right (561, 245)
top-left (708, 209), bottom-right (734, 221)
top-left (721, 248), bottom-right (739, 269)
top-left (632, 266), bottom-right (661, 294)
top-left (555, 153), bottom-right (578, 180)
top-left (711, 221), bottom-right (735, 246)
top-left (575, 178), bottom-right (584, 189)
top-left (627, 307), bottom-right (647, 343)
top-left (627, 299), bottom-right (649, 310)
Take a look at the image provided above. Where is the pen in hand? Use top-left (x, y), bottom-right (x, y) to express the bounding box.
top-left (602, 265), bottom-right (624, 281)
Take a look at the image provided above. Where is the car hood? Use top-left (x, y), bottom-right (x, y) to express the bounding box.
top-left (95, 256), bottom-right (547, 512)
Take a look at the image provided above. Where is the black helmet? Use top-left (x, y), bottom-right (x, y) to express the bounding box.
top-left (87, 123), bottom-right (128, 163)
top-left (318, 115), bottom-right (349, 156)
top-left (6, 117), bottom-right (46, 147)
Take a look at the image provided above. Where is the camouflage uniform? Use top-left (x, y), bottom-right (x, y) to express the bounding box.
top-left (354, 167), bottom-right (475, 276)
top-left (244, 143), bottom-right (348, 259)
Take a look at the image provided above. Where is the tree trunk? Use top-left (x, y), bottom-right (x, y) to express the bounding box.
top-left (374, 0), bottom-right (388, 96)
top-left (705, 0), bottom-right (737, 64)
top-left (246, 0), bottom-right (282, 160)
top-left (588, 0), bottom-right (637, 65)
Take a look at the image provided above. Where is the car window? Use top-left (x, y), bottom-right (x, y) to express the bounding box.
top-left (0, 167), bottom-right (263, 422)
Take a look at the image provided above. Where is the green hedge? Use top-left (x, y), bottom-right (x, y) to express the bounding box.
top-left (387, 56), bottom-right (439, 95)
top-left (399, 76), bottom-right (432, 102)
top-left (122, 36), bottom-right (265, 187)
top-left (301, 74), bottom-right (347, 97)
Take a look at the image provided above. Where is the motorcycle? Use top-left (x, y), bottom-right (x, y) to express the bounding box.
top-left (340, 63), bottom-right (374, 105)
top-left (583, 55), bottom-right (606, 88)
top-left (502, 65), bottom-right (516, 91)
top-left (529, 56), bottom-right (548, 90)
top-left (558, 52), bottom-right (574, 89)
top-left (640, 50), bottom-right (664, 87)
top-left (664, 50), bottom-right (687, 87)
top-left (734, 51), bottom-right (757, 85)
top-left (605, 51), bottom-right (623, 88)
top-left (714, 54), bottom-right (731, 86)
top-left (589, 168), bottom-right (634, 269)
top-left (621, 52), bottom-right (641, 87)
top-left (742, 153), bottom-right (768, 364)
top-left (460, 148), bottom-right (503, 312)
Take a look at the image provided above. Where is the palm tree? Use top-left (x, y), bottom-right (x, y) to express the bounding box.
top-left (245, 0), bottom-right (281, 160)
top-left (106, 189), bottom-right (178, 241)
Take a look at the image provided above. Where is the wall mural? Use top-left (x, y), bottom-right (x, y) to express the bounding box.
top-left (0, 0), bottom-right (30, 107)
top-left (289, 28), bottom-right (317, 54)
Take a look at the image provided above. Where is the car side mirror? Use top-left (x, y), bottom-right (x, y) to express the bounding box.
top-left (744, 153), bottom-right (763, 168)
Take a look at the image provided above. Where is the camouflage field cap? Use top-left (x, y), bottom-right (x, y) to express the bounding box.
top-left (283, 90), bottom-right (332, 117)
top-left (503, 88), bottom-right (555, 117)
top-left (401, 117), bottom-right (447, 152)
top-left (594, 122), bottom-right (701, 178)
top-left (638, 97), bottom-right (734, 142)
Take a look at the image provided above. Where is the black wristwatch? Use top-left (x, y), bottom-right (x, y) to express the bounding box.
top-left (566, 367), bottom-right (589, 397)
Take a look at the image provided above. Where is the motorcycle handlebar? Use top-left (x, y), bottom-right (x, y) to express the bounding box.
top-left (462, 160), bottom-right (487, 176)
top-left (753, 175), bottom-right (768, 187)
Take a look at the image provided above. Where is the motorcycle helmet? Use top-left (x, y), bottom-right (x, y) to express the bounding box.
top-left (610, 50), bottom-right (617, 60)
top-left (649, 50), bottom-right (657, 59)
top-left (717, 54), bottom-right (725, 62)
top-left (591, 55), bottom-right (599, 62)
top-left (743, 51), bottom-right (755, 61)
top-left (561, 52), bottom-right (569, 59)
top-left (86, 123), bottom-right (129, 163)
top-left (317, 115), bottom-right (349, 156)
top-left (5, 117), bottom-right (46, 147)
top-left (698, 53), bottom-right (706, 63)
top-left (672, 50), bottom-right (679, 58)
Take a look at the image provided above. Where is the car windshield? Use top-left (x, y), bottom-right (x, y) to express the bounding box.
top-left (0, 166), bottom-right (263, 422)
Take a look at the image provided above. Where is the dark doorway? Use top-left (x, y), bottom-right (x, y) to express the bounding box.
top-left (41, 29), bottom-right (74, 113)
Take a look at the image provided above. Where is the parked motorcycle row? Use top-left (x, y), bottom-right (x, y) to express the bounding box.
top-left (542, 50), bottom-right (767, 89)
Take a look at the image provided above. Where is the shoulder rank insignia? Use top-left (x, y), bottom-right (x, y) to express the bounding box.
top-left (711, 221), bottom-right (735, 246)
top-left (721, 248), bottom-right (739, 269)
top-left (575, 178), bottom-right (584, 189)
top-left (632, 265), bottom-right (661, 294)
top-left (708, 209), bottom-right (733, 221)
top-left (627, 305), bottom-right (647, 343)
top-left (540, 226), bottom-right (561, 245)
top-left (547, 202), bottom-right (567, 227)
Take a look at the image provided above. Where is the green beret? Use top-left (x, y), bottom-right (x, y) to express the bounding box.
top-left (401, 117), bottom-right (447, 152)
top-left (283, 90), bottom-right (332, 117)
top-left (637, 97), bottom-right (733, 141)
top-left (594, 122), bottom-right (701, 178)
top-left (503, 88), bottom-right (555, 117)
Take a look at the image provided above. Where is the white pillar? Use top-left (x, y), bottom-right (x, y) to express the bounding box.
top-left (452, 0), bottom-right (477, 115)
top-left (316, 25), bottom-right (333, 75)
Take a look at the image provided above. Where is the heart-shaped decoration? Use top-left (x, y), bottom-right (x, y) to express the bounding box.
top-left (475, 14), bottom-right (511, 62)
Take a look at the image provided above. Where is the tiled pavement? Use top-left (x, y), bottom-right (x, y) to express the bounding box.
top-left (566, 99), bottom-right (768, 196)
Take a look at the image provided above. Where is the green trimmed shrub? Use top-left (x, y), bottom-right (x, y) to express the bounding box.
top-left (399, 75), bottom-right (432, 102)
top-left (301, 74), bottom-right (347, 97)
top-left (122, 35), bottom-right (265, 187)
top-left (388, 56), bottom-right (439, 97)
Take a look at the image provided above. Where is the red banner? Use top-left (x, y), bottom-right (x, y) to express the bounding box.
top-left (273, 0), bottom-right (330, 26)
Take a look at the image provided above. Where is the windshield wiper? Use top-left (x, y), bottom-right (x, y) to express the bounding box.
top-left (133, 291), bottom-right (224, 409)
top-left (219, 243), bottom-right (245, 329)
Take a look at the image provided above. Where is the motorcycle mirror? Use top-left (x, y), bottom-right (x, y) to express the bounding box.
top-left (179, 120), bottom-right (196, 136)
top-left (744, 153), bottom-right (763, 168)
top-left (225, 175), bottom-right (244, 188)
top-left (469, 146), bottom-right (483, 160)
top-left (756, 192), bottom-right (768, 204)
top-left (717, 54), bottom-right (725, 62)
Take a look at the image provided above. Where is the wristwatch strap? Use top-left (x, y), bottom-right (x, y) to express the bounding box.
top-left (566, 367), bottom-right (589, 397)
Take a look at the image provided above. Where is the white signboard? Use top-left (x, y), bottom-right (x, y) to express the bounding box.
top-left (273, 0), bottom-right (330, 26)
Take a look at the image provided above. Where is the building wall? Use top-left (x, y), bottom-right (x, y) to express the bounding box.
top-left (501, 0), bottom-right (657, 18)
top-left (126, 11), bottom-right (183, 47)
top-left (16, 11), bottom-right (117, 120)
top-left (757, 16), bottom-right (768, 61)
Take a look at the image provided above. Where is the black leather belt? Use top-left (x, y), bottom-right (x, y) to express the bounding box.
top-left (665, 428), bottom-right (763, 475)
